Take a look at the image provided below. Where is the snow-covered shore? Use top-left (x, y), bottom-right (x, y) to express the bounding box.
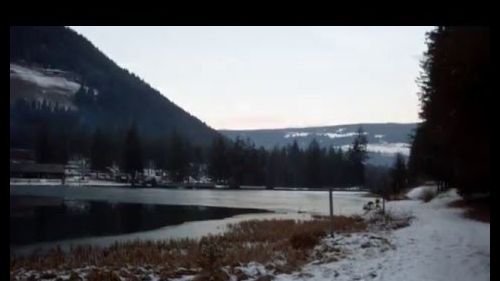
top-left (10, 178), bottom-right (130, 187)
top-left (274, 188), bottom-right (490, 281)
top-left (10, 187), bottom-right (489, 281)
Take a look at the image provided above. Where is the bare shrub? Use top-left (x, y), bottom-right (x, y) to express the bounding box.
top-left (421, 189), bottom-right (435, 202)
top-left (366, 209), bottom-right (413, 230)
top-left (449, 198), bottom-right (490, 223)
top-left (289, 232), bottom-right (320, 250)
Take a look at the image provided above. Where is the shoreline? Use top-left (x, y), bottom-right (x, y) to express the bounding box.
top-left (11, 215), bottom-right (375, 281)
top-left (9, 188), bottom-right (490, 281)
top-left (10, 179), bottom-right (372, 193)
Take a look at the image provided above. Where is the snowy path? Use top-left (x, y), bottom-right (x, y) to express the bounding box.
top-left (276, 189), bottom-right (490, 281)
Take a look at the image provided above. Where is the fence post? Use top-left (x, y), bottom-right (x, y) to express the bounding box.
top-left (329, 187), bottom-right (334, 237)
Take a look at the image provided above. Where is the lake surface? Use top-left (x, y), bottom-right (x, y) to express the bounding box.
top-left (10, 185), bottom-right (371, 214)
top-left (11, 197), bottom-right (269, 246)
top-left (10, 186), bottom-right (372, 256)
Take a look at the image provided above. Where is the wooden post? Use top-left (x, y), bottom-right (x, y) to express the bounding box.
top-left (329, 187), bottom-right (334, 237)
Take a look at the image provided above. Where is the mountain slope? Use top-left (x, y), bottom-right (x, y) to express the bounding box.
top-left (10, 26), bottom-right (219, 146)
top-left (220, 123), bottom-right (418, 166)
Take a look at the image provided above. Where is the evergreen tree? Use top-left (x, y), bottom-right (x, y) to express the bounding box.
top-left (278, 146), bottom-right (289, 187)
top-left (147, 137), bottom-right (168, 170)
top-left (35, 124), bottom-right (51, 163)
top-left (348, 127), bottom-right (368, 187)
top-left (410, 27), bottom-right (490, 195)
top-left (122, 123), bottom-right (143, 185)
top-left (265, 146), bottom-right (281, 188)
top-left (305, 139), bottom-right (322, 188)
top-left (228, 137), bottom-right (246, 188)
top-left (190, 145), bottom-right (205, 180)
top-left (90, 128), bottom-right (112, 172)
top-left (365, 164), bottom-right (391, 197)
top-left (287, 140), bottom-right (304, 187)
top-left (208, 136), bottom-right (230, 184)
top-left (325, 146), bottom-right (341, 187)
top-left (166, 132), bottom-right (191, 182)
top-left (254, 147), bottom-right (268, 186)
top-left (53, 130), bottom-right (70, 164)
top-left (390, 153), bottom-right (408, 195)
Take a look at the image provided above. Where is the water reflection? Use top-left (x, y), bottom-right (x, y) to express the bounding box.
top-left (10, 197), bottom-right (269, 246)
top-left (10, 187), bottom-right (372, 256)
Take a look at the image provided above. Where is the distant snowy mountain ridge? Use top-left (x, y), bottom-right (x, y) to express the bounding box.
top-left (220, 123), bottom-right (417, 166)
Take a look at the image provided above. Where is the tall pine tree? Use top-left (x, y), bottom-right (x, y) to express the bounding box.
top-left (90, 128), bottom-right (112, 172)
top-left (166, 132), bottom-right (191, 182)
top-left (409, 27), bottom-right (490, 195)
top-left (348, 127), bottom-right (368, 187)
top-left (208, 136), bottom-right (230, 184)
top-left (390, 153), bottom-right (408, 195)
top-left (122, 123), bottom-right (143, 185)
top-left (305, 139), bottom-right (322, 188)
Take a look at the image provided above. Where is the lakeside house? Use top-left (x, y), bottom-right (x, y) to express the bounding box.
top-left (11, 149), bottom-right (77, 182)
top-left (10, 148), bottom-right (64, 179)
top-left (10, 162), bottom-right (65, 179)
top-left (10, 149), bottom-right (203, 186)
top-left (65, 159), bottom-right (90, 179)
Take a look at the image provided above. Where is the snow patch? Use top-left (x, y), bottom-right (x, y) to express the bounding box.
top-left (10, 63), bottom-right (83, 111)
top-left (275, 188), bottom-right (489, 281)
top-left (10, 178), bottom-right (131, 187)
top-left (284, 132), bottom-right (310, 138)
top-left (316, 131), bottom-right (367, 139)
top-left (234, 262), bottom-right (268, 278)
top-left (340, 143), bottom-right (410, 156)
top-left (406, 185), bottom-right (438, 200)
top-left (10, 63), bottom-right (81, 93)
top-left (367, 143), bottom-right (410, 155)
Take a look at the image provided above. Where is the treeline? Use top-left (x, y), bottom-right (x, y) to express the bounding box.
top-left (12, 100), bottom-right (411, 193)
top-left (11, 101), bottom-right (370, 189)
top-left (11, 100), bottom-right (87, 164)
top-left (365, 153), bottom-right (409, 199)
top-left (10, 99), bottom-right (205, 182)
top-left (207, 128), bottom-right (367, 188)
top-left (408, 27), bottom-right (490, 196)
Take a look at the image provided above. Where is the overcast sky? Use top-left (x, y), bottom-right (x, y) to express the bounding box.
top-left (71, 26), bottom-right (433, 130)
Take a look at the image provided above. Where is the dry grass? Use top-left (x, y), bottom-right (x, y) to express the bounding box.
top-left (11, 216), bottom-right (366, 280)
top-left (86, 269), bottom-right (121, 281)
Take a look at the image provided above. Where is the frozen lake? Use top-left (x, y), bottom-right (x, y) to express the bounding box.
top-left (10, 186), bottom-right (373, 256)
top-left (10, 185), bottom-right (371, 215)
